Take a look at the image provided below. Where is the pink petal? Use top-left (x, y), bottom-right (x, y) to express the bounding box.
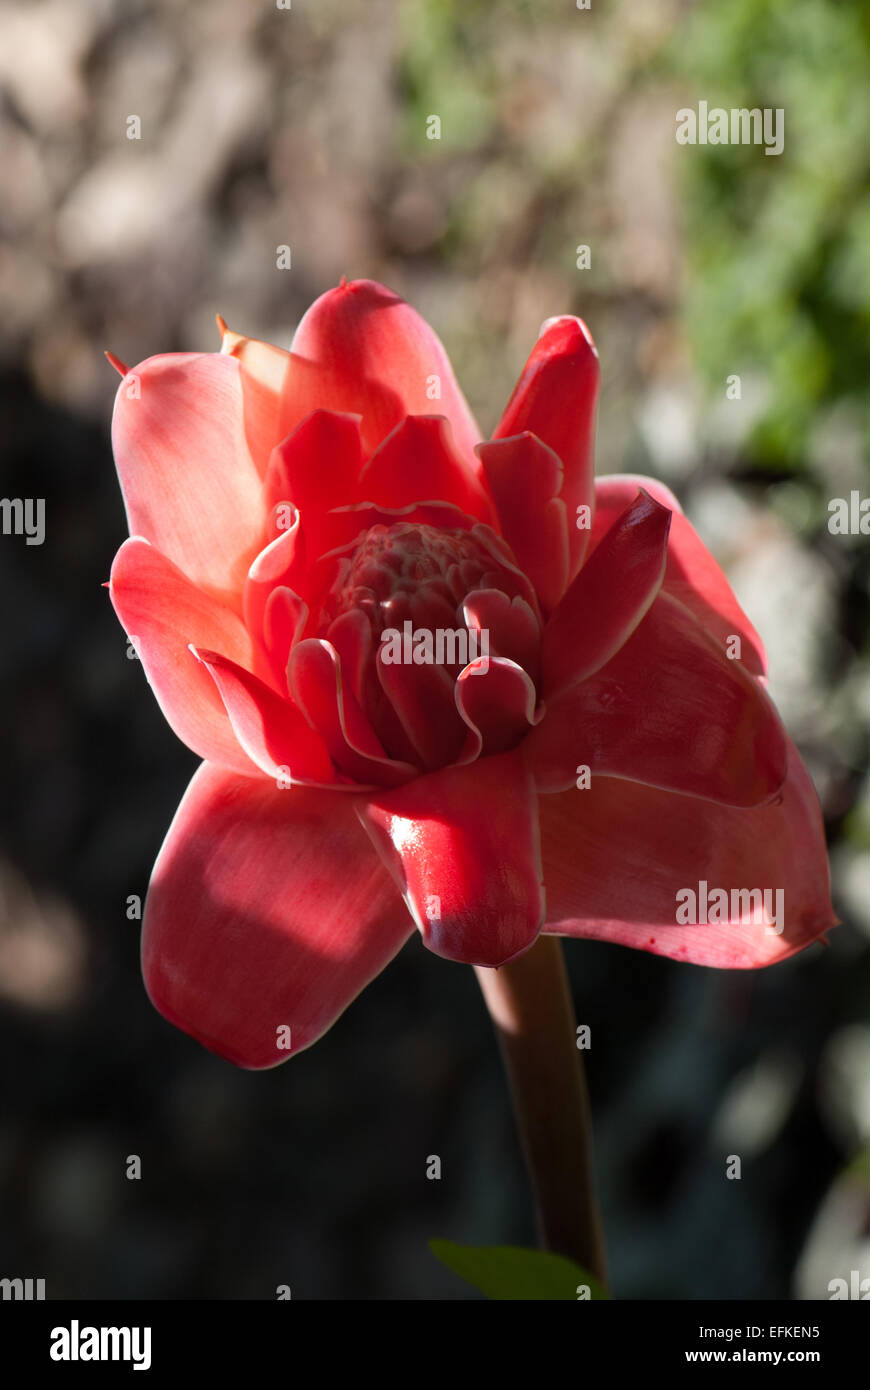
top-left (538, 737), bottom-right (835, 967)
top-left (263, 587), bottom-right (308, 683)
top-left (142, 762), bottom-right (413, 1067)
top-left (592, 475), bottom-right (767, 677)
top-left (359, 415), bottom-right (494, 523)
top-left (325, 609), bottom-right (376, 706)
top-left (109, 538), bottom-right (259, 777)
top-left (288, 638), bottom-right (417, 788)
top-left (476, 432), bottom-right (569, 612)
top-left (325, 612), bottom-right (421, 765)
top-left (492, 318), bottom-right (599, 579)
top-left (289, 278), bottom-right (483, 466)
top-left (242, 515), bottom-right (306, 676)
top-left (193, 648), bottom-right (338, 787)
top-left (264, 410), bottom-right (365, 561)
top-left (111, 353), bottom-right (267, 605)
top-left (525, 592), bottom-right (788, 806)
top-left (359, 750), bottom-right (544, 966)
top-left (218, 320), bottom-right (295, 477)
top-left (542, 490), bottom-right (671, 696)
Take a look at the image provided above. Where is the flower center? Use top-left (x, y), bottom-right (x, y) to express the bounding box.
top-left (316, 522), bottom-right (521, 638)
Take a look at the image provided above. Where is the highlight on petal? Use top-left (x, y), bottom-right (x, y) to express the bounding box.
top-left (289, 278), bottom-right (483, 466)
top-left (542, 490), bottom-right (671, 696)
top-left (591, 475), bottom-right (767, 677)
top-left (109, 538), bottom-right (260, 777)
top-left (358, 749), bottom-right (544, 967)
top-left (477, 432), bottom-right (570, 612)
top-left (492, 317), bottom-right (599, 579)
top-left (526, 592), bottom-right (788, 806)
top-left (142, 762), bottom-right (414, 1067)
top-left (218, 320), bottom-right (295, 476)
top-left (111, 352), bottom-right (268, 606)
top-left (538, 737), bottom-right (835, 967)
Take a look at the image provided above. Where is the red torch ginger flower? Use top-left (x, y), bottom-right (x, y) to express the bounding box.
top-left (108, 279), bottom-right (835, 1067)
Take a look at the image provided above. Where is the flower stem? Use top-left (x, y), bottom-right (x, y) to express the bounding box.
top-left (474, 935), bottom-right (607, 1286)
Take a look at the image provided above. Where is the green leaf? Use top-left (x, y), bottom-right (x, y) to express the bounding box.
top-left (429, 1240), bottom-right (609, 1300)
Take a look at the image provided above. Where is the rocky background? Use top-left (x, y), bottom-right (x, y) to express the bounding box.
top-left (0, 0), bottom-right (868, 1299)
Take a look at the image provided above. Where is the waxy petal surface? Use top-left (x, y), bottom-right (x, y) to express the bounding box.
top-left (493, 318), bottom-right (599, 578)
top-left (477, 432), bottom-right (570, 612)
top-left (194, 649), bottom-right (337, 786)
top-left (359, 750), bottom-right (544, 966)
top-left (142, 763), bottom-right (413, 1067)
top-left (289, 638), bottom-right (417, 788)
top-left (112, 353), bottom-right (267, 605)
top-left (264, 411), bottom-right (365, 561)
top-left (538, 738), bottom-right (835, 967)
top-left (359, 415), bottom-right (494, 524)
top-left (527, 592), bottom-right (787, 805)
top-left (109, 538), bottom-right (258, 777)
top-left (455, 658), bottom-right (541, 757)
top-left (218, 320), bottom-right (295, 476)
top-left (591, 475), bottom-right (767, 677)
top-left (290, 279), bottom-right (483, 466)
top-left (542, 490), bottom-right (671, 696)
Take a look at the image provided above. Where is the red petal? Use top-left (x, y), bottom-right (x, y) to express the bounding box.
top-left (539, 737), bottom-right (835, 967)
top-left (492, 318), bottom-right (599, 579)
top-left (288, 638), bottom-right (417, 788)
top-left (462, 588), bottom-right (541, 684)
top-left (325, 608), bottom-right (375, 705)
top-left (264, 410), bottom-right (365, 561)
top-left (526, 592), bottom-right (788, 806)
top-left (242, 517), bottom-right (306, 676)
top-left (109, 538), bottom-right (259, 777)
top-left (193, 648), bottom-right (338, 787)
top-left (591, 475), bottom-right (767, 677)
top-left (359, 415), bottom-right (494, 523)
top-left (359, 750), bottom-right (544, 966)
top-left (455, 658), bottom-right (541, 757)
top-left (542, 490), bottom-right (671, 695)
top-left (263, 587), bottom-right (308, 683)
top-left (468, 523), bottom-right (543, 619)
top-left (142, 763), bottom-right (413, 1067)
top-left (477, 432), bottom-right (569, 612)
top-left (289, 278), bottom-right (483, 467)
top-left (111, 353), bottom-right (267, 605)
top-left (376, 646), bottom-right (467, 771)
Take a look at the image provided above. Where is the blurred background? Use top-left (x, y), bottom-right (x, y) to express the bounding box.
top-left (0, 0), bottom-right (869, 1299)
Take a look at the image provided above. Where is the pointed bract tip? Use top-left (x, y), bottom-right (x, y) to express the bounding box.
top-left (215, 313), bottom-right (228, 338)
top-left (105, 350), bottom-right (129, 378)
top-left (338, 274), bottom-right (348, 289)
